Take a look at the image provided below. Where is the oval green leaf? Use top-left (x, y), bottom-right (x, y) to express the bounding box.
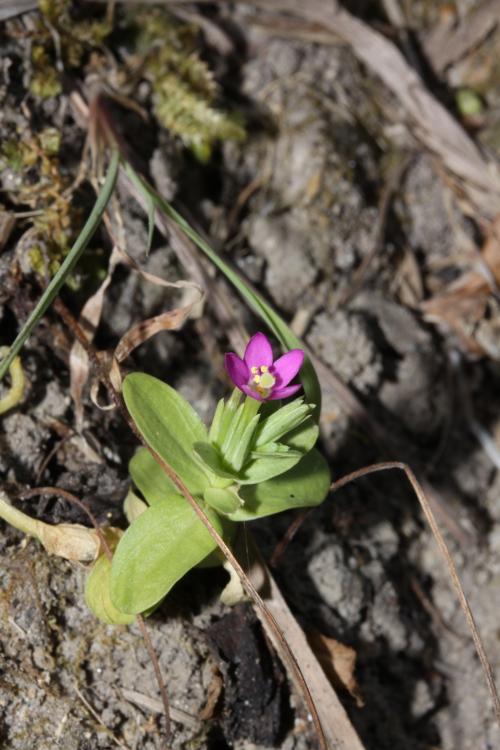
top-left (123, 373), bottom-right (215, 495)
top-left (129, 447), bottom-right (190, 506)
top-left (229, 448), bottom-right (330, 521)
top-left (110, 496), bottom-right (224, 614)
top-left (239, 417), bottom-right (319, 484)
top-left (85, 554), bottom-right (136, 625)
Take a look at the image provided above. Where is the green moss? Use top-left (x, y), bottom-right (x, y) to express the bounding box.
top-left (29, 0), bottom-right (111, 99)
top-left (30, 45), bottom-right (62, 98)
top-left (0, 128), bottom-right (80, 280)
top-left (134, 9), bottom-right (246, 160)
top-left (38, 127), bottom-right (61, 155)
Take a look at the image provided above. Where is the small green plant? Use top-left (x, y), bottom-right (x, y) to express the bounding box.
top-left (86, 332), bottom-right (330, 620)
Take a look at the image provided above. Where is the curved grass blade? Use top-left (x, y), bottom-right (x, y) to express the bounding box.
top-left (0, 149), bottom-right (120, 382)
top-left (124, 163), bottom-right (322, 416)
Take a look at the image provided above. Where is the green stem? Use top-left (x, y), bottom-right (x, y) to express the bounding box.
top-left (0, 149), bottom-right (120, 383)
top-left (0, 492), bottom-right (42, 539)
top-left (241, 394), bottom-right (261, 422)
top-left (0, 347), bottom-right (25, 415)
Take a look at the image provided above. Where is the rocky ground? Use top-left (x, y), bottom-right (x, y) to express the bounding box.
top-left (1, 2), bottom-right (500, 749)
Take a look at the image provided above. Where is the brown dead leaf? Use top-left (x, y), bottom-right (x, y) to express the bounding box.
top-left (198, 667), bottom-right (223, 721)
top-left (307, 631), bottom-right (364, 708)
top-left (114, 290), bottom-right (201, 362)
top-left (0, 210), bottom-right (16, 252)
top-left (420, 215), bottom-right (500, 357)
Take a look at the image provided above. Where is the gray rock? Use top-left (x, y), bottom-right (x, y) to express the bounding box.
top-left (307, 310), bottom-right (382, 394)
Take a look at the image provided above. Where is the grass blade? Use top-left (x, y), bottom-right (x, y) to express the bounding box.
top-left (0, 149), bottom-right (120, 382)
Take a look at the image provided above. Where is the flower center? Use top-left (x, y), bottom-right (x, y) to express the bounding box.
top-left (249, 365), bottom-right (276, 398)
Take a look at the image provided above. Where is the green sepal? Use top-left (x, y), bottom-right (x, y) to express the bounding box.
top-left (195, 415), bottom-right (318, 485)
top-left (238, 416), bottom-right (319, 484)
top-left (110, 495), bottom-right (225, 614)
top-left (123, 373), bottom-right (215, 495)
top-left (226, 413), bottom-right (260, 472)
top-left (254, 398), bottom-right (314, 447)
top-left (204, 485), bottom-right (243, 515)
top-left (229, 448), bottom-right (330, 521)
top-left (208, 397), bottom-right (225, 444)
top-left (85, 555), bottom-right (136, 625)
top-left (213, 388), bottom-right (242, 448)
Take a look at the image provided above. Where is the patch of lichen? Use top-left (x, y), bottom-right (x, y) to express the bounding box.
top-left (0, 127), bottom-right (80, 279)
top-left (132, 8), bottom-right (246, 161)
top-left (29, 0), bottom-right (111, 99)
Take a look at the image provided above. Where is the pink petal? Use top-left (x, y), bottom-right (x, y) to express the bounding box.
top-left (268, 384), bottom-right (302, 401)
top-left (241, 384), bottom-right (264, 401)
top-left (224, 353), bottom-right (249, 388)
top-left (244, 332), bottom-right (273, 369)
top-left (272, 349), bottom-right (304, 387)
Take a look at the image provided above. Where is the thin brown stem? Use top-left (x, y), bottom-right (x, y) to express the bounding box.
top-left (276, 461), bottom-right (500, 727)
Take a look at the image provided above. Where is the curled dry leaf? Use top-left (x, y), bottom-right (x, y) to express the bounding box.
top-left (70, 246), bottom-right (121, 428)
top-left (0, 210), bottom-right (16, 252)
top-left (114, 288), bottom-right (202, 362)
top-left (307, 630), bottom-right (364, 708)
top-left (198, 668), bottom-right (224, 721)
top-left (112, 245), bottom-right (204, 362)
top-left (69, 241), bottom-right (203, 423)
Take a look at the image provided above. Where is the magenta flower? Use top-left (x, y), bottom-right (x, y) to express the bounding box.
top-left (224, 332), bottom-right (304, 401)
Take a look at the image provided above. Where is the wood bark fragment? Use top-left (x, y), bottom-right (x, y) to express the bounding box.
top-left (244, 536), bottom-right (367, 750)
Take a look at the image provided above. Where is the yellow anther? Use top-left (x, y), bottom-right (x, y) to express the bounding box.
top-left (248, 363), bottom-right (276, 398)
